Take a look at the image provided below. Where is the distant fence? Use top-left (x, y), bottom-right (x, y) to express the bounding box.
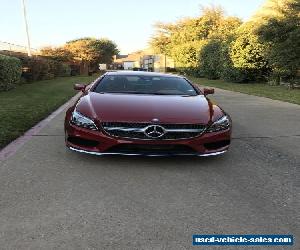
top-left (0, 41), bottom-right (38, 55)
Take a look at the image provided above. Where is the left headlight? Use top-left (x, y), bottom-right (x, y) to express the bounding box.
top-left (206, 115), bottom-right (231, 133)
top-left (70, 110), bottom-right (98, 130)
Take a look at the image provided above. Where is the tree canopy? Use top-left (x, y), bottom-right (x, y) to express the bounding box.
top-left (65, 37), bottom-right (119, 64)
top-left (40, 47), bottom-right (73, 62)
top-left (41, 37), bottom-right (119, 74)
top-left (150, 1), bottom-right (299, 84)
top-left (254, 0), bottom-right (300, 83)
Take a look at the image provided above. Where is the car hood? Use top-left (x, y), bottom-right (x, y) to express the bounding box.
top-left (76, 92), bottom-right (224, 124)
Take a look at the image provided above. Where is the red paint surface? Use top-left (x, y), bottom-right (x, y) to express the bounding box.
top-left (65, 72), bottom-right (232, 155)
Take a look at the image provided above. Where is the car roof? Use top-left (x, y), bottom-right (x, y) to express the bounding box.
top-left (105, 70), bottom-right (184, 78)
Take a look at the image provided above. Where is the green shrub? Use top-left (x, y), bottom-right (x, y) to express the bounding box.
top-left (199, 40), bottom-right (222, 79)
top-left (22, 56), bottom-right (71, 81)
top-left (14, 55), bottom-right (50, 82)
top-left (198, 39), bottom-right (248, 82)
top-left (221, 66), bottom-right (249, 83)
top-left (165, 67), bottom-right (177, 73)
top-left (62, 63), bottom-right (71, 76)
top-left (254, 0), bottom-right (300, 84)
top-left (0, 51), bottom-right (71, 82)
top-left (0, 55), bottom-right (22, 91)
top-left (172, 41), bottom-right (207, 76)
top-left (54, 62), bottom-right (71, 77)
top-left (70, 64), bottom-right (80, 76)
top-left (218, 41), bottom-right (249, 83)
top-left (230, 29), bottom-right (269, 82)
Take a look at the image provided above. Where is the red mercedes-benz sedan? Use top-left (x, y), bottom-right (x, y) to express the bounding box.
top-left (65, 71), bottom-right (232, 156)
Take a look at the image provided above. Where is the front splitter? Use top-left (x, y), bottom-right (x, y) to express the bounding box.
top-left (68, 146), bottom-right (227, 157)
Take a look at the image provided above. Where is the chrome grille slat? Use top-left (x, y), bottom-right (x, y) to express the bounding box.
top-left (103, 127), bottom-right (145, 132)
top-left (102, 122), bottom-right (206, 140)
top-left (164, 128), bottom-right (203, 133)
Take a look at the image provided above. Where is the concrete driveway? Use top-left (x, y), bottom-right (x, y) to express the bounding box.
top-left (0, 89), bottom-right (299, 249)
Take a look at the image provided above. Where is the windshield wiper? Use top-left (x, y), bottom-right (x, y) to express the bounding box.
top-left (97, 91), bottom-right (146, 94)
top-left (149, 93), bottom-right (196, 96)
top-left (149, 92), bottom-right (174, 95)
top-left (97, 91), bottom-right (195, 96)
top-left (100, 92), bottom-right (176, 95)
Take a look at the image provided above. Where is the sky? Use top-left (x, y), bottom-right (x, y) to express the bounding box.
top-left (0, 0), bottom-right (265, 54)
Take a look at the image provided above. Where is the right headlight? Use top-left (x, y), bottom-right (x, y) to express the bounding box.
top-left (206, 115), bottom-right (231, 133)
top-left (70, 110), bottom-right (98, 130)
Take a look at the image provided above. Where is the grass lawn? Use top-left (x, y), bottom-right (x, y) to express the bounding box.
top-left (0, 75), bottom-right (97, 149)
top-left (189, 76), bottom-right (300, 105)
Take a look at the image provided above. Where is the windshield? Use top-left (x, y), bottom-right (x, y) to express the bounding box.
top-left (93, 75), bottom-right (198, 96)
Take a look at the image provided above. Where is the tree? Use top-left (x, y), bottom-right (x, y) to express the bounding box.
top-left (171, 41), bottom-right (207, 75)
top-left (90, 39), bottom-right (120, 64)
top-left (254, 0), bottom-right (300, 84)
top-left (199, 40), bottom-right (222, 79)
top-left (199, 16), bottom-right (242, 80)
top-left (219, 41), bottom-right (248, 82)
top-left (150, 6), bottom-right (243, 76)
top-left (65, 37), bottom-right (119, 74)
top-left (230, 23), bottom-right (269, 81)
top-left (40, 47), bottom-right (73, 62)
top-left (150, 22), bottom-right (172, 55)
top-left (209, 16), bottom-right (242, 40)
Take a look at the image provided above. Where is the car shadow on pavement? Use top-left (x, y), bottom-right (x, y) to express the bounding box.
top-left (65, 148), bottom-right (230, 170)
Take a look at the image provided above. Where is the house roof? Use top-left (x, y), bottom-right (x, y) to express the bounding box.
top-left (115, 55), bottom-right (128, 59)
top-left (114, 51), bottom-right (144, 63)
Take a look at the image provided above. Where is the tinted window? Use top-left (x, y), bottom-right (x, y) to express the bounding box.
top-left (93, 75), bottom-right (197, 96)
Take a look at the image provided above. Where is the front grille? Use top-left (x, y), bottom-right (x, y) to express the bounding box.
top-left (106, 144), bottom-right (197, 154)
top-left (102, 122), bottom-right (206, 140)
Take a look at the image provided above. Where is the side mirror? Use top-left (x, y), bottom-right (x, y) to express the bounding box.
top-left (203, 88), bottom-right (214, 96)
top-left (74, 83), bottom-right (86, 91)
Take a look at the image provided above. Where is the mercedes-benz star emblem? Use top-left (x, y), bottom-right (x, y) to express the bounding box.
top-left (144, 125), bottom-right (166, 139)
top-left (151, 118), bottom-right (160, 123)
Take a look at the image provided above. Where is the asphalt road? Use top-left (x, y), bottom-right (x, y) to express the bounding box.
top-left (0, 89), bottom-right (299, 250)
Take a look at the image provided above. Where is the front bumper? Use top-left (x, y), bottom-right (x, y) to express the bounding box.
top-left (68, 146), bottom-right (228, 157)
top-left (65, 122), bottom-right (231, 157)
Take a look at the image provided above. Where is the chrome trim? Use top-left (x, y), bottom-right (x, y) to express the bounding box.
top-left (68, 146), bottom-right (227, 157)
top-left (144, 125), bottom-right (166, 139)
top-left (103, 127), bottom-right (206, 142)
top-left (164, 128), bottom-right (204, 133)
top-left (103, 127), bottom-right (145, 132)
top-left (103, 126), bottom-right (205, 133)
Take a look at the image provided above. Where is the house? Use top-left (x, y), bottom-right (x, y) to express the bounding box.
top-left (142, 54), bottom-right (175, 72)
top-left (112, 48), bottom-right (175, 72)
top-left (112, 51), bottom-right (143, 70)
